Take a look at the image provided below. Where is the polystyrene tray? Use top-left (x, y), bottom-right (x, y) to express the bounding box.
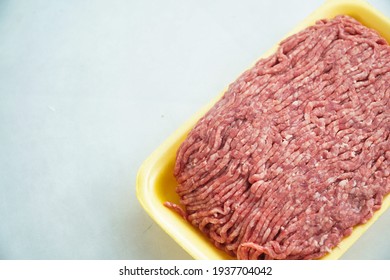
top-left (136, 0), bottom-right (390, 260)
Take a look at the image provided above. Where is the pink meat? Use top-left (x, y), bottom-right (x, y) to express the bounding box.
top-left (165, 15), bottom-right (390, 260)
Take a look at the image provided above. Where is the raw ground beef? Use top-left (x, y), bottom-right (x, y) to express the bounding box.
top-left (164, 15), bottom-right (390, 260)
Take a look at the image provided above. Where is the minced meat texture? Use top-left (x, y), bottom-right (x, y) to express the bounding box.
top-left (164, 15), bottom-right (390, 260)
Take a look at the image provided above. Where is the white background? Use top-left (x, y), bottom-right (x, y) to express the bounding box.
top-left (0, 0), bottom-right (389, 260)
top-left (1, 260), bottom-right (389, 280)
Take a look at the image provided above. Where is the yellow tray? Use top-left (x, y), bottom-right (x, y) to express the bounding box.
top-left (136, 0), bottom-right (390, 260)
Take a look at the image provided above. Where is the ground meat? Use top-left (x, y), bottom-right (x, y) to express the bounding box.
top-left (164, 15), bottom-right (390, 260)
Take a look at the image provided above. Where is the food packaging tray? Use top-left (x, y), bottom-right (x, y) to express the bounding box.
top-left (136, 0), bottom-right (390, 260)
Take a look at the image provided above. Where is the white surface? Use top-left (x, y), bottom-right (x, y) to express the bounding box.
top-left (0, 0), bottom-right (389, 260)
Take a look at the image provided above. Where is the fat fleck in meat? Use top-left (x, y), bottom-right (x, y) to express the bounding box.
top-left (165, 15), bottom-right (390, 260)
